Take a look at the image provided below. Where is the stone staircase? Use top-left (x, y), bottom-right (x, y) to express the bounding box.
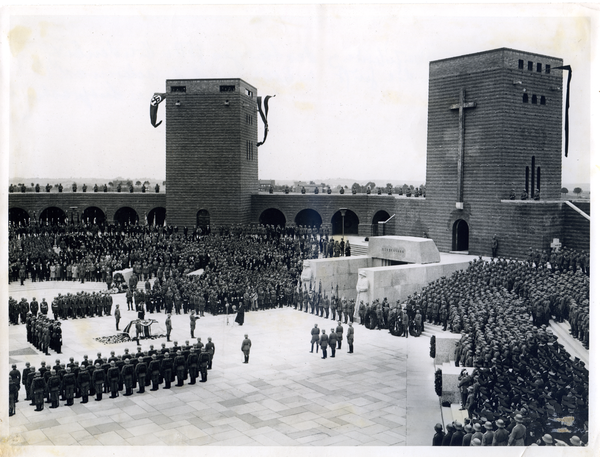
top-left (548, 319), bottom-right (589, 367)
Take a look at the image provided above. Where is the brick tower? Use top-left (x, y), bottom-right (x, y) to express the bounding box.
top-left (424, 48), bottom-right (564, 253)
top-left (165, 78), bottom-right (258, 228)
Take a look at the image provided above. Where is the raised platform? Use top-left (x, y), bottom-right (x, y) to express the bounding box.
top-left (358, 253), bottom-right (477, 304)
top-left (368, 236), bottom-right (440, 264)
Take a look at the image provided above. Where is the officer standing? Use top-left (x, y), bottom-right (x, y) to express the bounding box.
top-left (336, 321), bottom-right (344, 349)
top-left (241, 334), bottom-right (252, 363)
top-left (310, 324), bottom-right (320, 353)
top-left (205, 337), bottom-right (215, 369)
top-left (135, 356), bottom-right (147, 393)
top-left (328, 328), bottom-right (337, 358)
top-left (199, 347), bottom-right (210, 382)
top-left (92, 363), bottom-right (106, 401)
top-left (114, 304), bottom-right (121, 331)
top-left (347, 322), bottom-right (354, 353)
top-left (165, 314), bottom-right (172, 342)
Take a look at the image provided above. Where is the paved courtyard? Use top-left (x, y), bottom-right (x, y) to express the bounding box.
top-left (7, 280), bottom-right (443, 447)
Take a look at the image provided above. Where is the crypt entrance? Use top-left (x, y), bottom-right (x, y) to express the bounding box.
top-left (452, 219), bottom-right (469, 252)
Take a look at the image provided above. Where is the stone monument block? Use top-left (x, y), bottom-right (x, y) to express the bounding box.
top-left (368, 236), bottom-right (440, 264)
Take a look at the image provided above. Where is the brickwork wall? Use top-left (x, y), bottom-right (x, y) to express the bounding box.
top-left (425, 48), bottom-right (564, 254)
top-left (250, 193), bottom-right (406, 236)
top-left (562, 201), bottom-right (590, 251)
top-left (166, 79), bottom-right (258, 228)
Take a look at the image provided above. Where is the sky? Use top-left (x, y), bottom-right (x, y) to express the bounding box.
top-left (3, 4), bottom-right (595, 185)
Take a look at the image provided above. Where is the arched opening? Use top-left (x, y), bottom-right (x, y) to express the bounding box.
top-left (39, 207), bottom-right (67, 226)
top-left (259, 208), bottom-right (286, 227)
top-left (9, 207), bottom-right (30, 226)
top-left (148, 207), bottom-right (166, 226)
top-left (452, 219), bottom-right (469, 252)
top-left (196, 209), bottom-right (210, 230)
top-left (371, 210), bottom-right (391, 236)
top-left (82, 206), bottom-right (106, 225)
top-left (294, 209), bottom-right (322, 229)
top-left (331, 209), bottom-right (359, 235)
top-left (114, 207), bottom-right (139, 226)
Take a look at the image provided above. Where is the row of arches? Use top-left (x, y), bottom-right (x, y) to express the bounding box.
top-left (259, 208), bottom-right (392, 235)
top-left (9, 206), bottom-right (167, 227)
top-left (10, 205), bottom-right (398, 236)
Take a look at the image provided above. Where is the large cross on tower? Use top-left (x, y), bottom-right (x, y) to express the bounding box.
top-left (450, 88), bottom-right (476, 209)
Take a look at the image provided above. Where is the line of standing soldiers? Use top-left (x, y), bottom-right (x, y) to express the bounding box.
top-left (295, 288), bottom-right (356, 323)
top-left (26, 314), bottom-right (62, 354)
top-left (9, 296), bottom-right (49, 325)
top-left (12, 340), bottom-right (215, 414)
top-left (50, 291), bottom-right (113, 320)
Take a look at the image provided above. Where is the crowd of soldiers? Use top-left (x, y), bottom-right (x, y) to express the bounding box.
top-left (9, 291), bottom-right (114, 326)
top-left (25, 314), bottom-right (62, 354)
top-left (9, 222), bottom-right (341, 321)
top-left (527, 246), bottom-right (589, 276)
top-left (432, 415), bottom-right (586, 446)
top-left (423, 256), bottom-right (589, 446)
top-left (8, 221), bottom-right (335, 286)
top-left (8, 339), bottom-right (215, 415)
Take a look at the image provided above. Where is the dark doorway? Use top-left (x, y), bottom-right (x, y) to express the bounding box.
top-left (9, 207), bottom-right (30, 226)
top-left (452, 219), bottom-right (469, 251)
top-left (295, 209), bottom-right (322, 228)
top-left (82, 207), bottom-right (106, 225)
top-left (149, 207), bottom-right (167, 226)
top-left (331, 209), bottom-right (359, 235)
top-left (39, 207), bottom-right (67, 226)
top-left (259, 208), bottom-right (286, 227)
top-left (114, 207), bottom-right (139, 226)
top-left (196, 209), bottom-right (210, 230)
top-left (371, 210), bottom-right (391, 236)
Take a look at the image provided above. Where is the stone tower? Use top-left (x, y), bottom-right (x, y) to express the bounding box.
top-left (424, 48), bottom-right (564, 253)
top-left (165, 78), bottom-right (258, 228)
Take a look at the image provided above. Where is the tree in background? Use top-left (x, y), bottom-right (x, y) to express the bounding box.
top-left (573, 187), bottom-right (582, 198)
top-left (561, 187), bottom-right (569, 195)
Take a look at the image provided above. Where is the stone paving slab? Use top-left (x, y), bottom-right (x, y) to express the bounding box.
top-left (7, 279), bottom-right (445, 447)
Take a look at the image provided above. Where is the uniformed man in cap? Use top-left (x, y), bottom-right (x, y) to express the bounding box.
top-left (161, 352), bottom-right (174, 389)
top-left (199, 347), bottom-right (210, 382)
top-left (347, 322), bottom-right (354, 353)
top-left (432, 423), bottom-right (444, 446)
top-left (135, 356), bottom-right (147, 393)
top-left (205, 337), bottom-right (215, 369)
top-left (107, 361), bottom-right (121, 398)
top-left (187, 348), bottom-right (199, 384)
top-left (62, 366), bottom-right (76, 406)
top-left (9, 364), bottom-right (21, 403)
top-left (174, 350), bottom-right (187, 386)
top-left (508, 414), bottom-right (526, 446)
top-left (335, 321), bottom-right (344, 349)
top-left (310, 324), bottom-right (320, 353)
top-left (149, 354), bottom-right (162, 391)
top-left (328, 328), bottom-right (337, 358)
top-left (492, 419), bottom-right (509, 446)
top-left (241, 334), bottom-right (252, 364)
top-left (31, 372), bottom-right (46, 411)
top-left (165, 313), bottom-right (172, 342)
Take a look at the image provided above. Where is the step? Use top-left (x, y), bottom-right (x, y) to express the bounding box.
top-left (548, 320), bottom-right (589, 367)
top-left (450, 402), bottom-right (470, 424)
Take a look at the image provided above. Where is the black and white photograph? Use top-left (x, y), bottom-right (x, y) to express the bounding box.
top-left (1, 2), bottom-right (596, 455)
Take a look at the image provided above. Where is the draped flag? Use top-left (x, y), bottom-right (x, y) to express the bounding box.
top-left (257, 95), bottom-right (275, 147)
top-left (150, 93), bottom-right (167, 128)
top-left (552, 65), bottom-right (572, 157)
